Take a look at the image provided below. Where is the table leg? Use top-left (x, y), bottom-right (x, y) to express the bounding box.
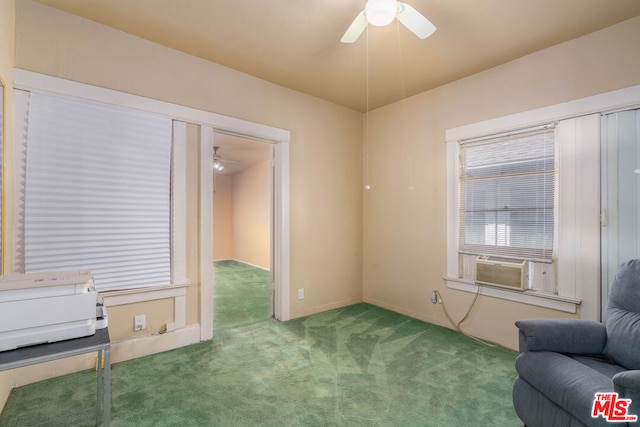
top-left (104, 347), bottom-right (110, 427)
top-left (96, 350), bottom-right (103, 426)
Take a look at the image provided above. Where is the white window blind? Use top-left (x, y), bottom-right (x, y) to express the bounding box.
top-left (24, 92), bottom-right (172, 291)
top-left (459, 126), bottom-right (555, 261)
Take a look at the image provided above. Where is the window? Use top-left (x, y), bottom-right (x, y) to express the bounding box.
top-left (18, 92), bottom-right (174, 292)
top-left (459, 126), bottom-right (555, 262)
top-left (446, 115), bottom-right (601, 316)
top-left (446, 86), bottom-right (640, 319)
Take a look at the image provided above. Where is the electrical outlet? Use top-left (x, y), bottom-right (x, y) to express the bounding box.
top-left (134, 314), bottom-right (146, 331)
top-left (430, 291), bottom-right (439, 304)
top-left (297, 288), bottom-right (304, 300)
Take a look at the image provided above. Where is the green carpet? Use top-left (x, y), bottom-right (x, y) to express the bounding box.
top-left (0, 261), bottom-right (520, 426)
top-left (213, 260), bottom-right (272, 328)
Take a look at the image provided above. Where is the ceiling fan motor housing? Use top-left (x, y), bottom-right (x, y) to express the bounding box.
top-left (365, 0), bottom-right (398, 26)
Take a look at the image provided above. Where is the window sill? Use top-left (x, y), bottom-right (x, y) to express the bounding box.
top-left (100, 282), bottom-right (191, 306)
top-left (443, 275), bottom-right (580, 314)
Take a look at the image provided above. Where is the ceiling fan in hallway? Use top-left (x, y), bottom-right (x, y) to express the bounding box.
top-left (212, 146), bottom-right (241, 172)
top-left (341, 0), bottom-right (437, 43)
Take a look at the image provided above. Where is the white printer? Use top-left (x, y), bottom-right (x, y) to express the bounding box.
top-left (0, 270), bottom-right (98, 352)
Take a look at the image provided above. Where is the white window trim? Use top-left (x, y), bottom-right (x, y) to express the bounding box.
top-left (13, 69), bottom-right (292, 341)
top-left (200, 126), bottom-right (214, 340)
top-left (446, 84), bottom-right (640, 319)
top-left (171, 120), bottom-right (188, 286)
top-left (445, 276), bottom-right (580, 313)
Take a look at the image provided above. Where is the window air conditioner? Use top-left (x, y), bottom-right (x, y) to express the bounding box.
top-left (474, 256), bottom-right (527, 291)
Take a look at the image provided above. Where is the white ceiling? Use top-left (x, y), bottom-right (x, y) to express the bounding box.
top-left (31, 0), bottom-right (640, 168)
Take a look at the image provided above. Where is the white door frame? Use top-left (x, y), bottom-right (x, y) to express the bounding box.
top-left (201, 129), bottom-right (290, 339)
top-left (13, 69), bottom-right (291, 344)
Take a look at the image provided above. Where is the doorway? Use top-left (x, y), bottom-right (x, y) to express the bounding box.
top-left (211, 133), bottom-right (274, 329)
top-left (198, 124), bottom-right (289, 342)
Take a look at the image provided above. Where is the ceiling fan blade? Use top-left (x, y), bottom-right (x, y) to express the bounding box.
top-left (397, 2), bottom-right (436, 39)
top-left (341, 10), bottom-right (368, 43)
top-left (213, 156), bottom-right (241, 164)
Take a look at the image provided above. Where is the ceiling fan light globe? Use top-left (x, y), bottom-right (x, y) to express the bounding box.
top-left (365, 0), bottom-right (397, 26)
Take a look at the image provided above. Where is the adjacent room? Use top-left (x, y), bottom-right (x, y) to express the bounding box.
top-left (211, 134), bottom-right (274, 327)
top-left (0, 0), bottom-right (640, 425)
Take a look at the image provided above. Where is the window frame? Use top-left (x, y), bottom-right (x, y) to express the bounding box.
top-left (445, 84), bottom-right (640, 321)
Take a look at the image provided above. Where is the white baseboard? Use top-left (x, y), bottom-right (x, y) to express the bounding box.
top-left (291, 296), bottom-right (362, 319)
top-left (110, 324), bottom-right (201, 363)
top-left (213, 258), bottom-right (270, 272)
top-left (12, 325), bottom-right (201, 387)
top-left (364, 297), bottom-right (517, 350)
top-left (363, 297), bottom-right (447, 329)
top-left (0, 371), bottom-right (13, 414)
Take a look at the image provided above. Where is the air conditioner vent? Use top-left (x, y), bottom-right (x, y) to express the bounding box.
top-left (474, 257), bottom-right (527, 291)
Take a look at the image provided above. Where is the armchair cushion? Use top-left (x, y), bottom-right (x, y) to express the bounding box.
top-left (603, 259), bottom-right (640, 370)
top-left (516, 318), bottom-right (606, 354)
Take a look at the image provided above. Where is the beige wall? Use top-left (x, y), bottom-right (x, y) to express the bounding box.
top-left (14, 0), bottom-right (363, 327)
top-left (212, 174), bottom-right (233, 260)
top-left (232, 160), bottom-right (271, 269)
top-left (0, 0), bottom-right (15, 412)
top-left (363, 16), bottom-right (640, 349)
top-left (213, 160), bottom-right (271, 269)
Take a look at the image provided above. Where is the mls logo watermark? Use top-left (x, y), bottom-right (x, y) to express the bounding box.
top-left (592, 392), bottom-right (638, 423)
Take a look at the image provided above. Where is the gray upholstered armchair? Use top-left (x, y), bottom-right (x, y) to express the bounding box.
top-left (513, 259), bottom-right (640, 427)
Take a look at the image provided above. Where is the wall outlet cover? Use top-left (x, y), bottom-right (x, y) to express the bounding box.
top-left (134, 314), bottom-right (146, 331)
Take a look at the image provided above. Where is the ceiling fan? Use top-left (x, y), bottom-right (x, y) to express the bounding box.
top-left (341, 0), bottom-right (436, 43)
top-left (212, 146), bottom-right (240, 172)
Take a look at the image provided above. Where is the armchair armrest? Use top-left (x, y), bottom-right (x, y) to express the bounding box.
top-left (613, 371), bottom-right (640, 416)
top-left (614, 370), bottom-right (640, 393)
top-left (515, 319), bottom-right (606, 354)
